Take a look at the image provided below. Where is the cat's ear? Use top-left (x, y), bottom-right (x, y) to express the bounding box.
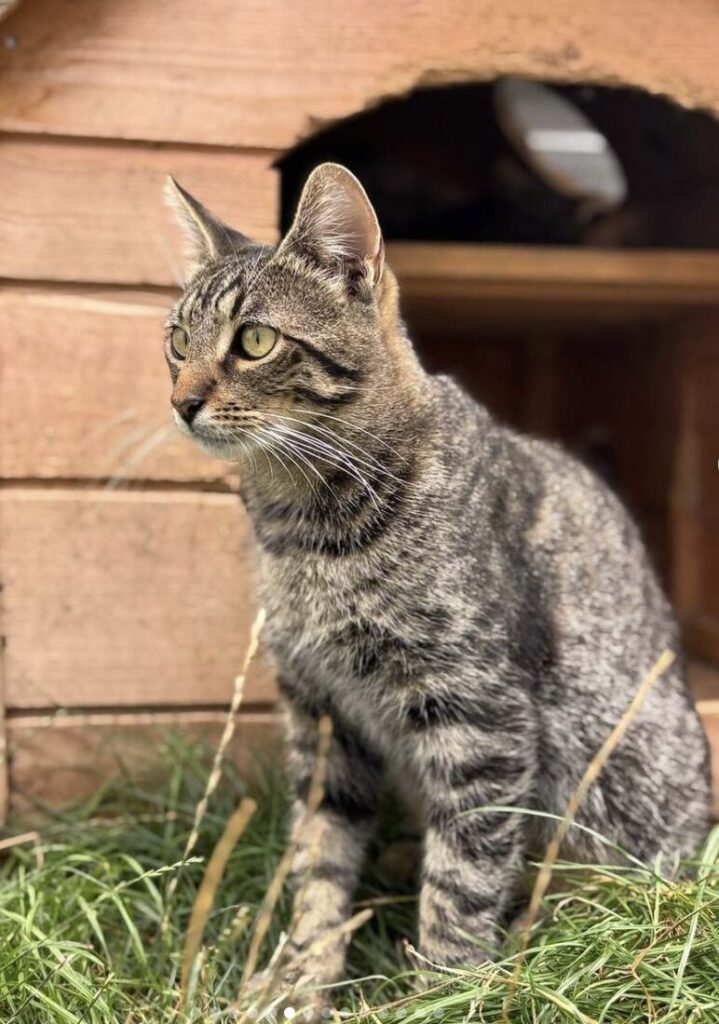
top-left (164, 176), bottom-right (252, 280)
top-left (280, 163), bottom-right (384, 290)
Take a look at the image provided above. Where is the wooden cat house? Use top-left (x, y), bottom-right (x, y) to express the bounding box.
top-left (0, 0), bottom-right (718, 817)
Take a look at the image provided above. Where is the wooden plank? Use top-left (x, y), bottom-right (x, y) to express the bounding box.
top-left (3, 278), bottom-right (700, 488)
top-left (688, 347), bottom-right (719, 430)
top-left (0, 139), bottom-right (279, 286)
top-left (688, 661), bottom-right (719, 701)
top-left (696, 700), bottom-right (719, 818)
top-left (0, 489), bottom-right (277, 709)
top-left (0, 288), bottom-right (238, 483)
top-left (1, 0), bottom-right (719, 147)
top-left (0, 600), bottom-right (7, 823)
top-left (394, 246), bottom-right (719, 337)
top-left (7, 701), bottom-right (718, 817)
top-left (7, 709), bottom-right (282, 812)
top-left (0, 1), bottom-right (22, 23)
top-left (671, 315), bottom-right (719, 658)
top-left (390, 244), bottom-right (719, 306)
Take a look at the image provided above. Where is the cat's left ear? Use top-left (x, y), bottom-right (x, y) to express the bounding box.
top-left (280, 163), bottom-right (384, 291)
top-left (164, 176), bottom-right (253, 281)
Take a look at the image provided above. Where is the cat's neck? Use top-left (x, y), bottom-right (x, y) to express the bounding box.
top-left (238, 381), bottom-right (433, 556)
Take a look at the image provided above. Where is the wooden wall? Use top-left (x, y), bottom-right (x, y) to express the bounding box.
top-left (2, 0), bottom-right (719, 816)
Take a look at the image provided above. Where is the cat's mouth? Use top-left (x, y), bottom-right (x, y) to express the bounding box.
top-left (172, 408), bottom-right (260, 462)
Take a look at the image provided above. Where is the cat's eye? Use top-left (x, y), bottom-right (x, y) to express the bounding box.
top-left (237, 325), bottom-right (278, 360)
top-left (170, 326), bottom-right (190, 359)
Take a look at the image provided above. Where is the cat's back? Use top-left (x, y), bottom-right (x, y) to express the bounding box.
top-left (434, 380), bottom-right (711, 855)
top-left (434, 375), bottom-right (672, 640)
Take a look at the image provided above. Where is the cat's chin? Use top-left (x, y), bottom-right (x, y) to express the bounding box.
top-left (190, 431), bottom-right (248, 462)
top-left (172, 413), bottom-right (249, 462)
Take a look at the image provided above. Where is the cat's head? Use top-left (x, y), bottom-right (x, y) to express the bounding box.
top-left (164, 163), bottom-right (420, 469)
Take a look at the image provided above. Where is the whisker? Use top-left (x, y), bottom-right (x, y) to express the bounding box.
top-left (106, 424), bottom-right (175, 488)
top-left (210, 421), bottom-right (318, 499)
top-left (260, 412), bottom-right (394, 477)
top-left (104, 420), bottom-right (165, 467)
top-left (256, 428), bottom-right (328, 500)
top-left (290, 408), bottom-right (409, 463)
top-left (270, 426), bottom-right (381, 510)
top-left (80, 406), bottom-right (142, 452)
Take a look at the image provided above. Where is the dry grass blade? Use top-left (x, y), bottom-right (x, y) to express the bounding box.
top-left (0, 831), bottom-right (44, 868)
top-left (501, 646), bottom-right (676, 1023)
top-left (179, 796), bottom-right (257, 1010)
top-left (290, 907), bottom-right (374, 971)
top-left (162, 606), bottom-right (267, 933)
top-left (238, 715), bottom-right (333, 995)
top-left (256, 906), bottom-right (375, 1016)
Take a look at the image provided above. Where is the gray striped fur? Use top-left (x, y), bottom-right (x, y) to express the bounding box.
top-left (164, 164), bottom-right (712, 987)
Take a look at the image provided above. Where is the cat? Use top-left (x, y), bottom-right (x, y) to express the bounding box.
top-left (164, 163), bottom-right (712, 999)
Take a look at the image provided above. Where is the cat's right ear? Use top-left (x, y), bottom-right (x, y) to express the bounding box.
top-left (164, 177), bottom-right (252, 281)
top-left (279, 163), bottom-right (384, 292)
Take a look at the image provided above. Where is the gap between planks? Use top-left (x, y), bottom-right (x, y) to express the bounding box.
top-left (0, 478), bottom-right (239, 496)
top-left (0, 129), bottom-right (280, 159)
top-left (0, 485), bottom-right (241, 505)
top-left (8, 708), bottom-right (280, 730)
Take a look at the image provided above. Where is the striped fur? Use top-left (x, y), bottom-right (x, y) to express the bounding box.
top-left (164, 164), bottom-right (712, 990)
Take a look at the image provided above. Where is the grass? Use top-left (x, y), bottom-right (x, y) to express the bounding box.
top-left (1, 736), bottom-right (718, 1023)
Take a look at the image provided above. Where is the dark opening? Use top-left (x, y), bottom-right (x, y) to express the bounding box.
top-left (280, 80), bottom-right (719, 249)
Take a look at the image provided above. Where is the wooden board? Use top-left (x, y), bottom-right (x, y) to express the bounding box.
top-left (6, 702), bottom-right (718, 816)
top-left (390, 244), bottom-right (719, 307)
top-left (689, 661), bottom-right (719, 701)
top-left (0, 139), bottom-right (278, 286)
top-left (0, 288), bottom-right (239, 483)
top-left (7, 272), bottom-right (705, 488)
top-left (0, 489), bottom-right (277, 709)
top-left (1, 0), bottom-right (719, 147)
top-left (393, 245), bottom-right (719, 336)
top-left (672, 314), bottom-right (719, 661)
top-left (697, 700), bottom-right (719, 818)
top-left (7, 709), bottom-right (281, 812)
top-left (0, 653), bottom-right (6, 823)
top-left (685, 328), bottom-right (719, 429)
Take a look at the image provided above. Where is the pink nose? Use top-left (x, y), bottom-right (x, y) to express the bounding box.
top-left (172, 394), bottom-right (205, 424)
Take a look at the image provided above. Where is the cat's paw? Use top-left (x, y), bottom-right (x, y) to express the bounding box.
top-left (239, 968), bottom-right (329, 1023)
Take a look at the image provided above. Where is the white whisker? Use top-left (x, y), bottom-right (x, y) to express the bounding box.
top-left (260, 412), bottom-right (394, 478)
top-left (269, 425), bottom-right (381, 510)
top-left (106, 424), bottom-right (175, 488)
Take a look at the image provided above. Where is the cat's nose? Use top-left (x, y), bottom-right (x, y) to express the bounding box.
top-left (173, 394), bottom-right (205, 424)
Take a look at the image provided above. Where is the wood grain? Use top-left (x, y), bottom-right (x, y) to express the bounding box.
top-left (697, 700), bottom-right (719, 817)
top-left (0, 138), bottom-right (278, 285)
top-left (0, 489), bottom-right (277, 709)
top-left (390, 244), bottom-right (719, 306)
top-left (689, 661), bottom-right (719, 701)
top-left (0, 659), bottom-right (6, 823)
top-left (0, 288), bottom-right (237, 483)
top-left (6, 265), bottom-right (706, 486)
top-left (1, 0), bottom-right (718, 147)
top-left (671, 314), bottom-right (719, 658)
top-left (392, 244), bottom-right (719, 337)
top-left (7, 700), bottom-right (718, 815)
top-left (7, 709), bottom-right (281, 812)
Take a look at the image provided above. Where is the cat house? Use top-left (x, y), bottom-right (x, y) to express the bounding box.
top-left (0, 0), bottom-right (718, 817)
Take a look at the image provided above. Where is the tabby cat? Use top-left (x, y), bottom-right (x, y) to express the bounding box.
top-left (164, 163), bottom-right (711, 996)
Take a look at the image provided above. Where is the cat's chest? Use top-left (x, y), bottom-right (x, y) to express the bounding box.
top-left (258, 547), bottom-right (464, 744)
top-left (260, 554), bottom-right (388, 672)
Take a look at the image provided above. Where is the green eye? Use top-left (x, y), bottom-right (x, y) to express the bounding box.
top-left (238, 325), bottom-right (277, 360)
top-left (170, 326), bottom-right (190, 359)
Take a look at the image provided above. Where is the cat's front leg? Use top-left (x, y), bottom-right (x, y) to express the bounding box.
top-left (270, 700), bottom-right (382, 1001)
top-left (410, 686), bottom-right (536, 967)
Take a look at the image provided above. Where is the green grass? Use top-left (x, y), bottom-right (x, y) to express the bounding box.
top-left (1, 737), bottom-right (718, 1023)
